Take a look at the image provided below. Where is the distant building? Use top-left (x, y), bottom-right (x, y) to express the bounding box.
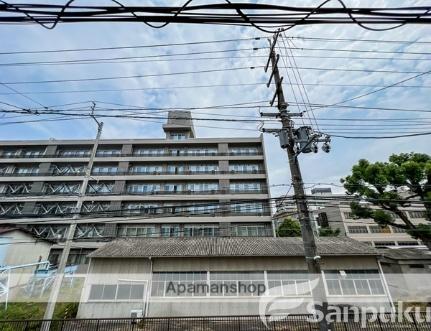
top-left (0, 227), bottom-right (51, 294)
top-left (77, 237), bottom-right (391, 318)
top-left (0, 111), bottom-right (273, 269)
top-left (317, 203), bottom-right (426, 248)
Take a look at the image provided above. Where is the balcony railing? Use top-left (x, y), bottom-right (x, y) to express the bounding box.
top-left (0, 188), bottom-right (269, 198)
top-left (0, 151), bottom-right (263, 159)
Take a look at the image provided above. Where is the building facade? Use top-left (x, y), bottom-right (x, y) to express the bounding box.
top-left (317, 203), bottom-right (426, 248)
top-left (78, 237), bottom-right (391, 318)
top-left (0, 111), bottom-right (273, 267)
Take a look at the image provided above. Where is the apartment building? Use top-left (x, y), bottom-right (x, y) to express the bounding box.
top-left (317, 202), bottom-right (426, 248)
top-left (0, 111), bottom-right (273, 266)
top-left (274, 188), bottom-right (427, 248)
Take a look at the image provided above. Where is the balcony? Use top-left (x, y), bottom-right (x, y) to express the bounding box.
top-left (0, 151), bottom-right (262, 158)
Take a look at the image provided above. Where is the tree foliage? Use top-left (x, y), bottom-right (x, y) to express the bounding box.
top-left (277, 218), bottom-right (301, 237)
top-left (341, 153), bottom-right (431, 248)
top-left (318, 226), bottom-right (340, 237)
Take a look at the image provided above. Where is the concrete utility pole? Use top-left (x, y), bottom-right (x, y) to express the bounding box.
top-left (264, 33), bottom-right (330, 331)
top-left (43, 113), bottom-right (103, 327)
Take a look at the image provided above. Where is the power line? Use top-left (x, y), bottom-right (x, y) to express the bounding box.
top-left (289, 35), bottom-right (431, 45)
top-left (0, 36), bottom-right (263, 55)
top-left (1, 1), bottom-right (431, 32)
top-left (0, 47), bottom-right (264, 67)
top-left (1, 66), bottom-right (258, 85)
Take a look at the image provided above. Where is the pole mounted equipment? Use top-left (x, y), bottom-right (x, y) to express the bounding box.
top-left (261, 31), bottom-right (331, 331)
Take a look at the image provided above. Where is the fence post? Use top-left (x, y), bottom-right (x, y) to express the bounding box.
top-left (411, 312), bottom-right (419, 331)
top-left (377, 314), bottom-right (384, 331)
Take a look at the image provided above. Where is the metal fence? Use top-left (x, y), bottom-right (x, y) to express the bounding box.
top-left (0, 314), bottom-right (430, 331)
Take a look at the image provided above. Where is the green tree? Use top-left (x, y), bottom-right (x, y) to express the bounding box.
top-left (341, 153), bottom-right (431, 249)
top-left (319, 226), bottom-right (340, 237)
top-left (277, 218), bottom-right (301, 237)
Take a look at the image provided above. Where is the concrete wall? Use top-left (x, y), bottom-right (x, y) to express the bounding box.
top-left (77, 255), bottom-right (388, 318)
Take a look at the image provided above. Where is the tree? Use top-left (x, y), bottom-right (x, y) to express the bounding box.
top-left (319, 226), bottom-right (340, 237)
top-left (341, 153), bottom-right (431, 249)
top-left (277, 218), bottom-right (301, 237)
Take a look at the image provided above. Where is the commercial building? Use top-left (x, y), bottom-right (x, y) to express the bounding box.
top-left (78, 236), bottom-right (391, 318)
top-left (0, 111), bottom-right (273, 267)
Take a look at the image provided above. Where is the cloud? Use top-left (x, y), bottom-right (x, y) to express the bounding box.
top-left (0, 0), bottom-right (430, 197)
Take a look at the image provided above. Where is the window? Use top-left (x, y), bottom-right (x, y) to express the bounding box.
top-left (324, 270), bottom-right (385, 296)
top-left (24, 150), bottom-right (45, 157)
top-left (391, 226), bottom-right (406, 233)
top-left (130, 165), bottom-right (163, 174)
top-left (229, 164), bottom-right (259, 173)
top-left (229, 147), bottom-right (259, 155)
top-left (374, 241), bottom-right (396, 248)
top-left (186, 182), bottom-right (219, 192)
top-left (116, 282), bottom-right (146, 300)
top-left (15, 167), bottom-right (39, 174)
top-left (184, 225), bottom-right (218, 237)
top-left (118, 225), bottom-right (156, 237)
top-left (397, 241), bottom-right (419, 246)
top-left (209, 272), bottom-right (265, 297)
top-left (96, 149), bottom-right (121, 157)
top-left (127, 183), bottom-right (161, 194)
top-left (229, 182), bottom-right (261, 192)
top-left (123, 203), bottom-right (161, 215)
top-left (92, 165), bottom-right (118, 174)
top-left (167, 165), bottom-right (185, 174)
top-left (151, 272), bottom-right (207, 297)
top-left (170, 133), bottom-right (187, 140)
top-left (186, 203), bottom-right (219, 215)
top-left (231, 202), bottom-right (264, 215)
top-left (347, 226), bottom-right (368, 234)
top-left (232, 225), bottom-right (269, 237)
top-left (409, 211), bottom-right (427, 219)
top-left (189, 164), bottom-right (218, 173)
top-left (161, 225), bottom-right (180, 237)
top-left (267, 271), bottom-right (312, 296)
top-left (89, 282), bottom-right (146, 301)
top-left (2, 150), bottom-right (19, 157)
top-left (133, 148), bottom-right (164, 156)
top-left (164, 183), bottom-right (184, 192)
top-left (59, 149), bottom-right (90, 157)
top-left (186, 148), bottom-right (217, 156)
top-left (369, 226), bottom-right (391, 234)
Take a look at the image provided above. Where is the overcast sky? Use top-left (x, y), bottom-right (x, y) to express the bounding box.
top-left (1, 0), bottom-right (430, 197)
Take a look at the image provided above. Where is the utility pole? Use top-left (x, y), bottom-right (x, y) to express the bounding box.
top-left (43, 107), bottom-right (103, 327)
top-left (263, 33), bottom-right (331, 331)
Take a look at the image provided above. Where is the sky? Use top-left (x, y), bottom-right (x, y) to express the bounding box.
top-left (0, 0), bottom-right (431, 198)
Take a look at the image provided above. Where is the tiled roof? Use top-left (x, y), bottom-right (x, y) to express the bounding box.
top-left (379, 248), bottom-right (431, 261)
top-left (89, 237), bottom-right (377, 258)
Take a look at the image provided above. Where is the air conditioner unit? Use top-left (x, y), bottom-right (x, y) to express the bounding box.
top-left (130, 309), bottom-right (143, 323)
